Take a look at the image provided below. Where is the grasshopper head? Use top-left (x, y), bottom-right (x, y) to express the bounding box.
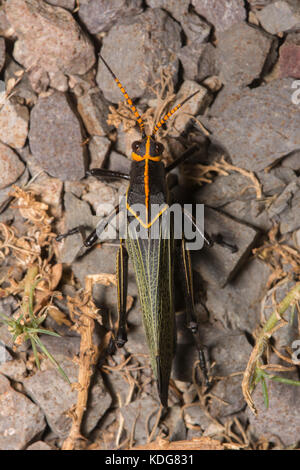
top-left (131, 136), bottom-right (164, 161)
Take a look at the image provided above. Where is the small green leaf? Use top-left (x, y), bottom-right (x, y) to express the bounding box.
top-left (261, 376), bottom-right (269, 409)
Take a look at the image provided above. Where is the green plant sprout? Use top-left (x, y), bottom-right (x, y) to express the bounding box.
top-left (0, 266), bottom-right (69, 383)
top-left (243, 283), bottom-right (300, 414)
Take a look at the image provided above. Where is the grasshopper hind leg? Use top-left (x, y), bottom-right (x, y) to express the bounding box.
top-left (179, 238), bottom-right (210, 389)
top-left (115, 241), bottom-right (129, 348)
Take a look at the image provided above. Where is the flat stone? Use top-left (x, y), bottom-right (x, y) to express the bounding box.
top-left (26, 440), bottom-right (53, 450)
top-left (257, 1), bottom-right (300, 34)
top-left (0, 98), bottom-right (29, 149)
top-left (23, 360), bottom-right (112, 438)
top-left (29, 92), bottom-right (85, 181)
top-left (77, 88), bottom-right (113, 137)
top-left (193, 207), bottom-right (259, 287)
top-left (206, 258), bottom-right (271, 331)
top-left (208, 79), bottom-right (300, 171)
top-left (6, 0), bottom-right (95, 92)
top-left (0, 37), bottom-right (5, 73)
top-left (216, 22), bottom-right (274, 88)
top-left (0, 141), bottom-right (25, 189)
top-left (78, 0), bottom-right (143, 34)
top-left (247, 373), bottom-right (300, 446)
top-left (0, 374), bottom-right (46, 450)
top-left (278, 33), bottom-right (300, 78)
top-left (88, 135), bottom-right (111, 169)
top-left (192, 0), bottom-right (246, 34)
top-left (97, 9), bottom-right (181, 103)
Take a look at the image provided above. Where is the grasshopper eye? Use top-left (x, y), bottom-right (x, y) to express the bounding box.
top-left (155, 143), bottom-right (164, 154)
top-left (132, 141), bottom-right (141, 152)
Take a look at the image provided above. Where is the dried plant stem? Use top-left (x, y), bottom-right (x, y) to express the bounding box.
top-left (22, 265), bottom-right (39, 318)
top-left (62, 274), bottom-right (117, 450)
top-left (242, 283), bottom-right (300, 415)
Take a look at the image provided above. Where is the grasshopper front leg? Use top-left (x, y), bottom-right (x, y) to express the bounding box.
top-left (179, 238), bottom-right (210, 388)
top-left (115, 240), bottom-right (129, 348)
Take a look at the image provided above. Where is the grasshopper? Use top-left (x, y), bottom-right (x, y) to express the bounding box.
top-left (58, 55), bottom-right (213, 407)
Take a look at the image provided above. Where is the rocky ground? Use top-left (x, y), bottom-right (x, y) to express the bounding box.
top-left (0, 0), bottom-right (300, 451)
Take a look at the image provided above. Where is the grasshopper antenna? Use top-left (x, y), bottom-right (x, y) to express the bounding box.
top-left (99, 53), bottom-right (146, 138)
top-left (152, 89), bottom-right (200, 136)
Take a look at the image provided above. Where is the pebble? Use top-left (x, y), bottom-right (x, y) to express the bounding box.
top-left (0, 359), bottom-right (27, 382)
top-left (208, 78), bottom-right (300, 171)
top-left (0, 98), bottom-right (29, 149)
top-left (29, 91), bottom-right (85, 181)
top-left (180, 12), bottom-right (211, 45)
top-left (4, 58), bottom-right (37, 106)
top-left (97, 9), bottom-right (181, 103)
top-left (5, 0), bottom-right (95, 92)
top-left (88, 135), bottom-right (111, 169)
top-left (171, 80), bottom-right (211, 137)
top-left (257, 1), bottom-right (300, 35)
top-left (278, 33), bottom-right (300, 78)
top-left (78, 0), bottom-right (143, 34)
top-left (192, 0), bottom-right (246, 34)
top-left (23, 359), bottom-right (112, 438)
top-left (216, 22), bottom-right (274, 88)
top-left (0, 141), bottom-right (25, 189)
top-left (0, 373), bottom-right (46, 450)
top-left (77, 87), bottom-right (113, 137)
